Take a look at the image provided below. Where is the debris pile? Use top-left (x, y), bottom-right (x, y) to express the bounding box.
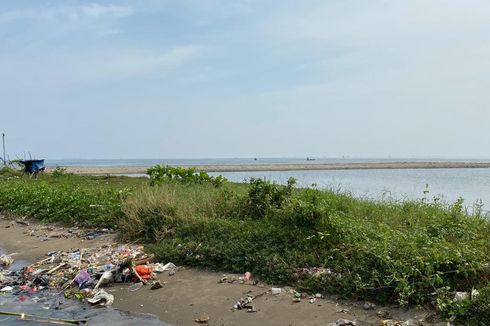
top-left (0, 244), bottom-right (176, 308)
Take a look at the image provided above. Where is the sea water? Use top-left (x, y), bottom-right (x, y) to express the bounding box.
top-left (210, 168), bottom-right (490, 209)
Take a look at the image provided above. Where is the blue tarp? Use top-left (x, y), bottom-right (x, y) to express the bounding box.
top-left (20, 159), bottom-right (45, 174)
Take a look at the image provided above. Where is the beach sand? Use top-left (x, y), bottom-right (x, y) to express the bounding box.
top-left (0, 216), bottom-right (442, 326)
top-left (48, 161), bottom-right (490, 175)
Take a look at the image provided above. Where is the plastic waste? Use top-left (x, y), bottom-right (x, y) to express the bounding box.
top-left (88, 289), bottom-right (114, 306)
top-left (134, 265), bottom-right (152, 280)
top-left (327, 319), bottom-right (357, 326)
top-left (195, 314), bottom-right (210, 323)
top-left (151, 262), bottom-right (176, 273)
top-left (1, 286), bottom-right (14, 292)
top-left (150, 280), bottom-right (163, 290)
top-left (454, 292), bottom-right (468, 302)
top-left (94, 270), bottom-right (113, 289)
top-left (0, 254), bottom-right (14, 267)
top-left (74, 270), bottom-right (91, 288)
top-left (271, 287), bottom-right (282, 295)
top-left (128, 282), bottom-right (143, 292)
top-left (244, 272), bottom-right (252, 281)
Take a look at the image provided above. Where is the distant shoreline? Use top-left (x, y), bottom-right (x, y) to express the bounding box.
top-left (47, 161), bottom-right (490, 175)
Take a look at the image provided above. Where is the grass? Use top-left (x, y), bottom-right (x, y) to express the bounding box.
top-left (1, 166), bottom-right (489, 323)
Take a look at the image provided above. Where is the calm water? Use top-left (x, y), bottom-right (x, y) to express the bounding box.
top-left (210, 168), bottom-right (490, 209)
top-left (47, 157), bottom-right (490, 167)
top-left (47, 158), bottom-right (490, 209)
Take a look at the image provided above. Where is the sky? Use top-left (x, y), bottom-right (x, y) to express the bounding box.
top-left (1, 0), bottom-right (490, 160)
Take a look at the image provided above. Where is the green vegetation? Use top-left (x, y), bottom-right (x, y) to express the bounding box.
top-left (1, 166), bottom-right (490, 324)
top-left (0, 168), bottom-right (135, 226)
top-left (147, 164), bottom-right (227, 187)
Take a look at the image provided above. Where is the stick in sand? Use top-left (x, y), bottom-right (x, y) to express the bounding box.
top-left (47, 262), bottom-right (68, 275)
top-left (131, 266), bottom-right (147, 285)
top-left (0, 311), bottom-right (86, 325)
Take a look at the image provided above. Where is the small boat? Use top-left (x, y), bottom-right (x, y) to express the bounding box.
top-left (306, 157), bottom-right (316, 161)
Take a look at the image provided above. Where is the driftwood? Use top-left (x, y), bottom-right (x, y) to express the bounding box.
top-left (28, 257), bottom-right (51, 269)
top-left (47, 263), bottom-right (68, 275)
top-left (0, 311), bottom-right (86, 325)
top-left (131, 266), bottom-right (147, 285)
top-left (132, 254), bottom-right (155, 266)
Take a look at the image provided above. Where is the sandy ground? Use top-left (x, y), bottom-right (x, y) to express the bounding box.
top-left (0, 217), bottom-right (443, 326)
top-left (48, 161), bottom-right (490, 175)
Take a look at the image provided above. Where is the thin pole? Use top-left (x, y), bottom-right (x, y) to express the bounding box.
top-left (2, 133), bottom-right (5, 166)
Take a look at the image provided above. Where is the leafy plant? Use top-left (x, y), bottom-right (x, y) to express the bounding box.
top-left (147, 165), bottom-right (227, 187)
top-left (51, 166), bottom-right (67, 177)
top-left (245, 177), bottom-right (296, 218)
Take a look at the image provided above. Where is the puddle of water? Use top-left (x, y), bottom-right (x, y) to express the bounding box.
top-left (0, 292), bottom-right (169, 325)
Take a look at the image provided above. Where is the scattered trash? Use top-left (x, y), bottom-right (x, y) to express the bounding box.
top-left (73, 270), bottom-right (91, 288)
top-left (380, 319), bottom-right (422, 326)
top-left (150, 280), bottom-right (163, 290)
top-left (94, 271), bottom-right (113, 289)
top-left (88, 289), bottom-right (114, 306)
top-left (247, 306), bottom-right (257, 313)
top-left (0, 254), bottom-right (14, 268)
top-left (363, 301), bottom-right (375, 310)
top-left (471, 288), bottom-right (480, 300)
top-left (336, 308), bottom-right (350, 314)
top-left (376, 310), bottom-right (391, 319)
top-left (128, 282), bottom-right (144, 292)
top-left (271, 287), bottom-right (282, 295)
top-left (233, 296), bottom-right (253, 310)
top-left (326, 319), bottom-right (357, 326)
top-left (151, 262), bottom-right (176, 273)
top-left (454, 291), bottom-right (468, 302)
top-left (134, 265), bottom-right (153, 280)
top-left (244, 271), bottom-right (252, 281)
top-left (195, 314), bottom-right (210, 323)
top-left (15, 219), bottom-right (30, 226)
top-left (232, 290), bottom-right (268, 311)
top-left (0, 243), bottom-right (176, 312)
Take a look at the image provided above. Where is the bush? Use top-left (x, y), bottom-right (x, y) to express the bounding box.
top-left (51, 166), bottom-right (68, 177)
top-left (147, 165), bottom-right (227, 187)
top-left (245, 177), bottom-right (296, 218)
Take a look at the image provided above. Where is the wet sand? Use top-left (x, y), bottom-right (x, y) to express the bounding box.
top-left (0, 216), bottom-right (442, 326)
top-left (48, 161), bottom-right (490, 175)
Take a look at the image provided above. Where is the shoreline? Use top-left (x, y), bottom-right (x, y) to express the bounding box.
top-left (48, 161), bottom-right (490, 175)
top-left (0, 217), bottom-right (440, 326)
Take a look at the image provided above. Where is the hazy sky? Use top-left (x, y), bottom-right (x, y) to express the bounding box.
top-left (1, 0), bottom-right (490, 159)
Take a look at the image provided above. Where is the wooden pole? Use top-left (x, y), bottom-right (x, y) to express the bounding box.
top-left (2, 133), bottom-right (5, 166)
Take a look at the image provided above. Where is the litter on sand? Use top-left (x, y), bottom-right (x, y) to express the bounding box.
top-left (0, 243), bottom-right (177, 309)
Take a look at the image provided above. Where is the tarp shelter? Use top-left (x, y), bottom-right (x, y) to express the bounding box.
top-left (19, 159), bottom-right (45, 174)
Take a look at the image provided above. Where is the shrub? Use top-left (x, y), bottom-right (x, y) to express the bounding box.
top-left (245, 177), bottom-right (296, 218)
top-left (147, 165), bottom-right (227, 187)
top-left (51, 166), bottom-right (68, 177)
